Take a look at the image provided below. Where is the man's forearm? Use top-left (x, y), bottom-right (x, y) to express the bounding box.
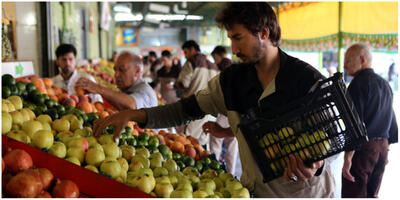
top-left (344, 150), bottom-right (355, 162)
top-left (214, 123), bottom-right (234, 137)
top-left (97, 86), bottom-right (137, 110)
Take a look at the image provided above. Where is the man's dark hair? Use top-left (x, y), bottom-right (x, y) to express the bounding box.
top-left (181, 40), bottom-right (200, 52)
top-left (55, 44), bottom-right (77, 58)
top-left (211, 46), bottom-right (227, 56)
top-left (215, 2), bottom-right (281, 47)
top-left (161, 50), bottom-right (172, 58)
top-left (149, 51), bottom-right (157, 58)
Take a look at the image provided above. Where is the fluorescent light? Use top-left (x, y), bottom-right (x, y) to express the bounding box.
top-left (149, 3), bottom-right (170, 13)
top-left (147, 14), bottom-right (186, 21)
top-left (115, 13), bottom-right (143, 22)
top-left (113, 5), bottom-right (131, 13)
top-left (185, 15), bottom-right (204, 20)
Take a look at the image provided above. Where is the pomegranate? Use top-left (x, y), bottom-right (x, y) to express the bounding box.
top-left (21, 168), bottom-right (44, 192)
top-left (6, 172), bottom-right (41, 197)
top-left (52, 179), bottom-right (79, 198)
top-left (37, 190), bottom-right (52, 198)
top-left (2, 172), bottom-right (13, 192)
top-left (38, 168), bottom-right (54, 190)
top-left (4, 149), bottom-right (33, 174)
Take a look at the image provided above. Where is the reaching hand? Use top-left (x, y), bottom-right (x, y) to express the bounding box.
top-left (93, 110), bottom-right (133, 141)
top-left (284, 154), bottom-right (324, 182)
top-left (342, 159), bottom-right (355, 182)
top-left (75, 78), bottom-right (99, 94)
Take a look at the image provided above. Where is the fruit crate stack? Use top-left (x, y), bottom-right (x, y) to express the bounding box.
top-left (2, 74), bottom-right (249, 198)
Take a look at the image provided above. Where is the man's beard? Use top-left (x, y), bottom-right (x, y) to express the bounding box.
top-left (237, 39), bottom-right (265, 65)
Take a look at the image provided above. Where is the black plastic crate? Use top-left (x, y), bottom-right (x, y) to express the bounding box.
top-left (239, 73), bottom-right (368, 182)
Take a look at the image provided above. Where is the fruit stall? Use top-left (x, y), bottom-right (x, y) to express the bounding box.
top-left (1, 72), bottom-right (250, 198)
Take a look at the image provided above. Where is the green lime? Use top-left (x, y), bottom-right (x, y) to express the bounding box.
top-left (136, 144), bottom-right (145, 149)
top-left (16, 81), bottom-right (26, 92)
top-left (216, 169), bottom-right (225, 174)
top-left (127, 138), bottom-right (137, 146)
top-left (124, 126), bottom-right (132, 135)
top-left (87, 112), bottom-right (99, 122)
top-left (55, 104), bottom-right (65, 114)
top-left (9, 85), bottom-right (19, 96)
top-left (203, 157), bottom-right (212, 166)
top-left (2, 74), bottom-right (15, 86)
top-left (37, 104), bottom-right (48, 113)
top-left (158, 145), bottom-right (170, 157)
top-left (210, 160), bottom-right (221, 170)
top-left (25, 83), bottom-right (36, 93)
top-left (42, 94), bottom-right (50, 100)
top-left (184, 157), bottom-right (195, 167)
top-left (65, 105), bottom-right (74, 112)
top-left (2, 87), bottom-right (11, 98)
top-left (20, 90), bottom-right (28, 100)
top-left (148, 136), bottom-right (159, 148)
top-left (138, 132), bottom-right (150, 141)
top-left (33, 94), bottom-right (45, 104)
top-left (104, 126), bottom-right (115, 134)
top-left (176, 161), bottom-right (186, 170)
top-left (45, 99), bottom-right (56, 108)
top-left (148, 146), bottom-right (159, 154)
top-left (138, 140), bottom-right (148, 147)
top-left (173, 153), bottom-right (182, 161)
top-left (33, 106), bottom-right (43, 116)
top-left (195, 162), bottom-right (203, 172)
top-left (47, 108), bottom-right (59, 120)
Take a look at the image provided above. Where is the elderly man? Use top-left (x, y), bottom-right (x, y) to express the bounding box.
top-left (341, 43), bottom-right (398, 198)
top-left (51, 44), bottom-right (102, 103)
top-left (75, 51), bottom-right (157, 110)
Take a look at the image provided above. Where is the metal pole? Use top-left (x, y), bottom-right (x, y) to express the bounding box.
top-left (337, 2), bottom-right (343, 72)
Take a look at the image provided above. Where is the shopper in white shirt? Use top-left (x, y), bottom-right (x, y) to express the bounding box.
top-left (51, 44), bottom-right (102, 103)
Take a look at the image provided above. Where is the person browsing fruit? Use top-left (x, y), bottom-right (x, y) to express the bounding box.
top-left (75, 51), bottom-right (158, 111)
top-left (51, 44), bottom-right (102, 103)
top-left (341, 43), bottom-right (398, 198)
top-left (92, 3), bottom-right (336, 197)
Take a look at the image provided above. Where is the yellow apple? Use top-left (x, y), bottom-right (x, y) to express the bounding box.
top-left (6, 130), bottom-right (31, 144)
top-left (2, 112), bottom-right (12, 134)
top-left (36, 114), bottom-right (52, 124)
top-left (10, 111), bottom-right (24, 125)
top-left (49, 142), bottom-right (67, 158)
top-left (65, 157), bottom-right (81, 166)
top-left (85, 148), bottom-right (105, 167)
top-left (67, 147), bottom-right (85, 163)
top-left (32, 130), bottom-right (54, 149)
top-left (52, 119), bottom-right (70, 132)
top-left (22, 120), bottom-right (43, 138)
top-left (85, 165), bottom-right (99, 173)
top-left (7, 96), bottom-right (23, 110)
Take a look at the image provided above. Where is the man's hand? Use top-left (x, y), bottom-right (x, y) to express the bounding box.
top-left (342, 159), bottom-right (355, 182)
top-left (75, 78), bottom-right (100, 94)
top-left (93, 110), bottom-right (134, 141)
top-left (284, 154), bottom-right (324, 182)
top-left (202, 121), bottom-right (234, 138)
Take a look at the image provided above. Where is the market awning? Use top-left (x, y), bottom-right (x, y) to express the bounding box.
top-left (278, 2), bottom-right (398, 52)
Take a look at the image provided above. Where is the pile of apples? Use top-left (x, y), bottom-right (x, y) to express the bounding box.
top-left (78, 61), bottom-right (116, 89)
top-left (2, 149), bottom-right (79, 198)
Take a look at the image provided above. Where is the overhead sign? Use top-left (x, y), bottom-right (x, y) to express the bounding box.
top-left (2, 61), bottom-right (35, 78)
top-left (101, 2), bottom-right (110, 31)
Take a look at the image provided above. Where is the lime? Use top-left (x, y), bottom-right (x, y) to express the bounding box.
top-left (138, 140), bottom-right (148, 147)
top-left (138, 132), bottom-right (150, 141)
top-left (184, 157), bottom-right (195, 167)
top-left (33, 106), bottom-right (43, 116)
top-left (16, 81), bottom-right (27, 92)
top-left (25, 83), bottom-right (36, 93)
top-left (87, 112), bottom-right (99, 122)
top-left (158, 145), bottom-right (170, 157)
top-left (124, 126), bottom-right (132, 135)
top-left (148, 146), bottom-right (159, 154)
top-left (119, 139), bottom-right (127, 146)
top-left (2, 87), bottom-right (11, 98)
top-left (216, 169), bottom-right (225, 174)
top-left (148, 136), bottom-right (159, 148)
top-left (203, 157), bottom-right (212, 166)
top-left (195, 162), bottom-right (203, 172)
top-left (127, 138), bottom-right (137, 146)
top-left (42, 94), bottom-right (50, 100)
top-left (173, 153), bottom-right (182, 161)
top-left (65, 105), bottom-right (74, 112)
top-left (176, 161), bottom-right (186, 170)
top-left (33, 94), bottom-right (45, 104)
top-left (2, 74), bottom-right (15, 86)
top-left (37, 104), bottom-right (48, 113)
top-left (47, 108), bottom-right (59, 120)
top-left (45, 99), bottom-right (56, 108)
top-left (9, 85), bottom-right (19, 96)
top-left (55, 104), bottom-right (65, 114)
top-left (20, 90), bottom-right (28, 99)
top-left (210, 160), bottom-right (221, 170)
top-left (104, 126), bottom-right (115, 134)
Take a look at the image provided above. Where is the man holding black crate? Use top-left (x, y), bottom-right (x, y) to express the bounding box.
top-left (92, 3), bottom-right (337, 197)
top-left (342, 43), bottom-right (398, 198)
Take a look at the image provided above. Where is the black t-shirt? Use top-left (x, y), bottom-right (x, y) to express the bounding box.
top-left (157, 65), bottom-right (181, 78)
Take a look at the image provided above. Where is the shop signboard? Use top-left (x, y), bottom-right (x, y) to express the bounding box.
top-left (1, 61), bottom-right (35, 78)
top-left (117, 27), bottom-right (139, 46)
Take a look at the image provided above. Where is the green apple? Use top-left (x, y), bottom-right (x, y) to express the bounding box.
top-left (183, 166), bottom-right (200, 177)
top-left (68, 137), bottom-right (89, 151)
top-left (102, 143), bottom-right (121, 159)
top-left (119, 170), bottom-right (127, 182)
top-left (170, 190), bottom-right (193, 198)
top-left (126, 175), bottom-right (140, 188)
top-left (85, 165), bottom-right (99, 173)
top-left (10, 111), bottom-right (24, 125)
top-left (168, 175), bottom-right (178, 188)
top-left (90, 143), bottom-right (104, 152)
top-left (153, 167), bottom-right (169, 177)
top-left (120, 145), bottom-right (136, 161)
top-left (65, 157), bottom-right (81, 166)
top-left (150, 157), bottom-right (162, 169)
top-left (198, 178), bottom-right (216, 191)
top-left (98, 134), bottom-right (117, 145)
top-left (218, 172), bottom-right (234, 183)
top-left (61, 114), bottom-right (79, 122)
top-left (176, 182), bottom-right (193, 192)
top-left (86, 136), bottom-right (98, 147)
top-left (170, 171), bottom-right (184, 178)
top-left (6, 130), bottom-right (31, 144)
top-left (137, 168), bottom-right (153, 177)
top-left (67, 147), bottom-right (85, 163)
top-left (52, 119), bottom-right (70, 132)
top-left (156, 176), bottom-right (171, 184)
top-left (70, 118), bottom-right (83, 131)
top-left (49, 142), bottom-right (67, 158)
top-left (136, 173), bottom-right (156, 194)
top-left (213, 177), bottom-right (224, 190)
top-left (200, 169), bottom-right (218, 179)
top-left (219, 188), bottom-right (231, 198)
top-left (2, 112), bottom-right (13, 134)
top-left (75, 128), bottom-right (90, 137)
top-left (32, 130), bottom-right (54, 149)
top-left (231, 187), bottom-right (250, 198)
top-left (56, 131), bottom-right (74, 143)
top-left (226, 180), bottom-right (243, 194)
top-left (213, 191), bottom-right (224, 198)
top-left (36, 114), bottom-right (52, 124)
top-left (193, 190), bottom-right (209, 198)
top-left (155, 182), bottom-right (174, 198)
top-left (163, 159), bottom-right (178, 173)
top-left (100, 160), bottom-right (122, 179)
top-left (40, 122), bottom-right (51, 131)
top-left (129, 161), bottom-right (144, 172)
top-left (117, 157), bottom-right (129, 172)
top-left (85, 148), bottom-right (105, 166)
top-left (7, 96), bottom-right (23, 110)
top-left (131, 155), bottom-right (150, 168)
top-left (136, 148), bottom-right (150, 158)
top-left (150, 152), bottom-right (163, 160)
top-left (18, 109), bottom-right (32, 122)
